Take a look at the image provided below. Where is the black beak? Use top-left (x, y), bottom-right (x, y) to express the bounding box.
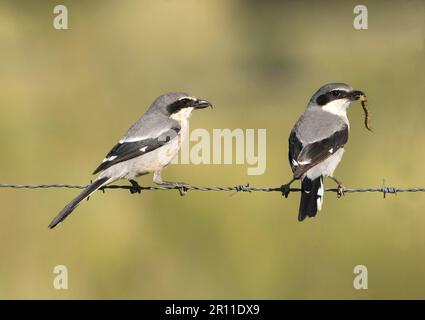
top-left (350, 90), bottom-right (366, 101)
top-left (193, 99), bottom-right (213, 109)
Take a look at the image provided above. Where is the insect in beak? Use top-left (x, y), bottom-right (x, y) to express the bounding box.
top-left (359, 95), bottom-right (373, 132)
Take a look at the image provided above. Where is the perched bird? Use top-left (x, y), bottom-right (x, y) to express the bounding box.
top-left (282, 83), bottom-right (366, 221)
top-left (48, 92), bottom-right (212, 229)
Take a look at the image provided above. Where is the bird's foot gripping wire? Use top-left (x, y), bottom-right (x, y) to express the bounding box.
top-left (175, 183), bottom-right (190, 196)
top-left (336, 184), bottom-right (346, 198)
top-left (129, 180), bottom-right (142, 194)
top-left (158, 181), bottom-right (190, 196)
top-left (329, 176), bottom-right (345, 198)
top-left (280, 179), bottom-right (295, 198)
top-left (153, 170), bottom-right (189, 196)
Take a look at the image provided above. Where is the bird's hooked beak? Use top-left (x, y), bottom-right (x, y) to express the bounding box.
top-left (192, 99), bottom-right (213, 109)
top-left (350, 90), bottom-right (366, 101)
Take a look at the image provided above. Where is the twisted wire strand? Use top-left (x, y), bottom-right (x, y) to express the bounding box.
top-left (0, 183), bottom-right (424, 195)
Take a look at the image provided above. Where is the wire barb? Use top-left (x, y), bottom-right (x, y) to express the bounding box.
top-left (381, 179), bottom-right (396, 198)
top-left (235, 184), bottom-right (251, 192)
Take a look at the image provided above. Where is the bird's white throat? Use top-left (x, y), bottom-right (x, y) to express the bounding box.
top-left (171, 107), bottom-right (194, 122)
top-left (170, 107), bottom-right (193, 142)
top-left (321, 99), bottom-right (350, 120)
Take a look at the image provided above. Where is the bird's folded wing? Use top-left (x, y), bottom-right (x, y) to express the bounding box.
top-left (291, 126), bottom-right (348, 179)
top-left (92, 126), bottom-right (180, 174)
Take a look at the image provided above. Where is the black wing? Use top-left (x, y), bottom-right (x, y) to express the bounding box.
top-left (289, 125), bottom-right (348, 179)
top-left (288, 130), bottom-right (303, 173)
top-left (93, 126), bottom-right (180, 174)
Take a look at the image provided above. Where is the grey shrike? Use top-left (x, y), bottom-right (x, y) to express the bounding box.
top-left (48, 92), bottom-right (212, 229)
top-left (281, 83), bottom-right (366, 221)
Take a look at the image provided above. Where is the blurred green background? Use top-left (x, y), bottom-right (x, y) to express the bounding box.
top-left (0, 0), bottom-right (424, 299)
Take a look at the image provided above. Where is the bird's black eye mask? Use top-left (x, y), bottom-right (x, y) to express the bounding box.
top-left (166, 98), bottom-right (194, 114)
top-left (316, 90), bottom-right (350, 106)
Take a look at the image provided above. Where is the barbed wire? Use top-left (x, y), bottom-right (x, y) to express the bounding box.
top-left (1, 182), bottom-right (424, 198)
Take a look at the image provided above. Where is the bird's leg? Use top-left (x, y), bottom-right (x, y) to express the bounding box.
top-left (153, 170), bottom-right (189, 196)
top-left (152, 170), bottom-right (185, 186)
top-left (329, 176), bottom-right (345, 198)
top-left (129, 179), bottom-right (142, 194)
top-left (281, 178), bottom-right (296, 198)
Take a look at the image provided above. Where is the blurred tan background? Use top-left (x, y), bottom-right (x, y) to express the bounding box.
top-left (0, 0), bottom-right (424, 299)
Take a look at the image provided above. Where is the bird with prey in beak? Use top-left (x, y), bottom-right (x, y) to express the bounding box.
top-left (282, 83), bottom-right (367, 221)
top-left (49, 92), bottom-right (212, 229)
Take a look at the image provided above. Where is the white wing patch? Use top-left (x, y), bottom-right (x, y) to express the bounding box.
top-left (140, 146), bottom-right (148, 152)
top-left (329, 148), bottom-right (334, 153)
top-left (298, 160), bottom-right (311, 165)
top-left (119, 127), bottom-right (174, 144)
top-left (102, 155), bottom-right (117, 163)
top-left (292, 159), bottom-right (310, 167)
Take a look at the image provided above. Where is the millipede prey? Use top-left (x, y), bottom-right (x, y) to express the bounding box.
top-left (359, 95), bottom-right (372, 132)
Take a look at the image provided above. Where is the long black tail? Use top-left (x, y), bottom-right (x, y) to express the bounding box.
top-left (298, 176), bottom-right (323, 222)
top-left (48, 177), bottom-right (109, 229)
